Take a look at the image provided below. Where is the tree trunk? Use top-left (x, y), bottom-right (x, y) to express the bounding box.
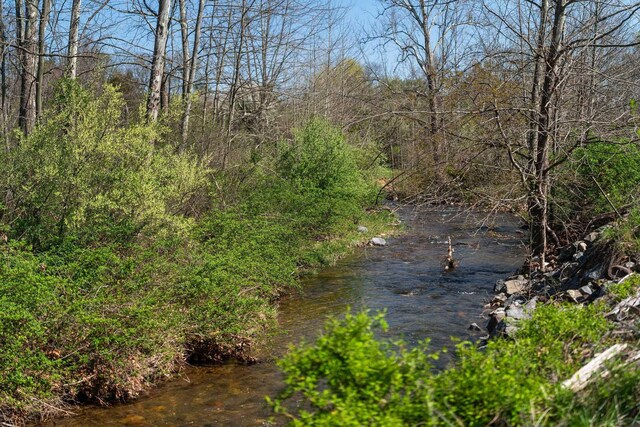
top-left (529, 0), bottom-right (566, 264)
top-left (67, 0), bottom-right (81, 78)
top-left (418, 0), bottom-right (443, 185)
top-left (223, 0), bottom-right (248, 170)
top-left (147, 0), bottom-right (172, 122)
top-left (181, 0), bottom-right (205, 146)
top-left (36, 0), bottom-right (51, 120)
top-left (0, 0), bottom-right (8, 150)
top-left (18, 0), bottom-right (38, 135)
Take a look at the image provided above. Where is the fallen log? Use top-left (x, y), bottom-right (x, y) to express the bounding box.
top-left (561, 344), bottom-right (628, 392)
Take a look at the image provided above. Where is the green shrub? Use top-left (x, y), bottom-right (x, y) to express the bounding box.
top-left (556, 141), bottom-right (640, 222)
top-left (271, 311), bottom-right (438, 426)
top-left (0, 79), bottom-right (205, 250)
top-left (272, 304), bottom-right (619, 427)
top-left (272, 118), bottom-right (376, 236)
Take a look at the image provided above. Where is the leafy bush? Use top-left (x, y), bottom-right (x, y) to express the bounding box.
top-left (271, 311), bottom-right (438, 426)
top-left (0, 90), bottom-right (392, 424)
top-left (0, 79), bottom-right (205, 250)
top-left (556, 141), bottom-right (640, 223)
top-left (272, 118), bottom-right (376, 236)
top-left (272, 304), bottom-right (621, 427)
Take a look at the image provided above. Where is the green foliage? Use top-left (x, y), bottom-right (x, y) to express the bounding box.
top-left (557, 141), bottom-right (640, 220)
top-left (0, 79), bottom-right (205, 249)
top-left (0, 90), bottom-right (392, 423)
top-left (272, 304), bottom-right (624, 427)
top-left (607, 273), bottom-right (640, 301)
top-left (602, 207), bottom-right (640, 254)
top-left (271, 311), bottom-right (438, 426)
top-left (273, 118), bottom-right (377, 235)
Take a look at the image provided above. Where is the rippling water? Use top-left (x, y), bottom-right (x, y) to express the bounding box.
top-left (42, 206), bottom-right (525, 427)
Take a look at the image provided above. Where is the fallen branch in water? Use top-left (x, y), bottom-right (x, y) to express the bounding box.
top-left (445, 236), bottom-right (456, 271)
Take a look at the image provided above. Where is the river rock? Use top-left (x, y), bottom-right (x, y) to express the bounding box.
top-left (468, 322), bottom-right (482, 331)
top-left (577, 241), bottom-right (588, 252)
top-left (506, 305), bottom-right (527, 320)
top-left (606, 293), bottom-right (640, 321)
top-left (584, 231), bottom-right (599, 242)
top-left (579, 285), bottom-right (594, 296)
top-left (503, 278), bottom-right (530, 295)
top-left (486, 307), bottom-right (506, 334)
top-left (370, 237), bottom-right (387, 246)
top-left (566, 289), bottom-right (583, 303)
top-left (585, 264), bottom-right (606, 282)
top-left (357, 225), bottom-right (369, 233)
top-left (491, 293), bottom-right (508, 305)
top-left (504, 325), bottom-right (520, 337)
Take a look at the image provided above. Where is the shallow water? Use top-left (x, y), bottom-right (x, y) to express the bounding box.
top-left (43, 206), bottom-right (525, 427)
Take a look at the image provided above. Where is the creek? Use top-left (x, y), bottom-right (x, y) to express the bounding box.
top-left (43, 207), bottom-right (525, 426)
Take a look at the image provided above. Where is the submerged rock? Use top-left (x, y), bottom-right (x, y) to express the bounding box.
top-left (370, 237), bottom-right (387, 246)
top-left (468, 322), bottom-right (482, 331)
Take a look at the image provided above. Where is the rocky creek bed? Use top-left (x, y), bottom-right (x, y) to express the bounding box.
top-left (483, 221), bottom-right (640, 389)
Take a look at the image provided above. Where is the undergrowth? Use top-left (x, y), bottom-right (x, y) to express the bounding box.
top-left (271, 295), bottom-right (639, 426)
top-left (0, 82), bottom-right (396, 424)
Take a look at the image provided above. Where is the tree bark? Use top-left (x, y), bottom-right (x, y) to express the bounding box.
top-left (67, 0), bottom-right (81, 78)
top-left (181, 0), bottom-right (205, 146)
top-left (0, 0), bottom-right (8, 150)
top-left (529, 0), bottom-right (567, 264)
top-left (418, 0), bottom-right (444, 185)
top-left (18, 0), bottom-right (38, 135)
top-left (147, 0), bottom-right (172, 122)
top-left (36, 0), bottom-right (51, 120)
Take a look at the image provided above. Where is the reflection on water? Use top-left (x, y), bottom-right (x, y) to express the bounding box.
top-left (42, 207), bottom-right (525, 427)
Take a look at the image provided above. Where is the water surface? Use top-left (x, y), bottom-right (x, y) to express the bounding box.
top-left (44, 207), bottom-right (525, 426)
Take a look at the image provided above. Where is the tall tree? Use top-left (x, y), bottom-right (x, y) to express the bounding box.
top-left (67, 0), bottom-right (81, 78)
top-left (17, 0), bottom-right (38, 134)
top-left (147, 0), bottom-right (173, 122)
top-left (375, 0), bottom-right (470, 186)
top-left (180, 0), bottom-right (205, 146)
top-left (481, 0), bottom-right (640, 263)
top-left (36, 0), bottom-right (51, 119)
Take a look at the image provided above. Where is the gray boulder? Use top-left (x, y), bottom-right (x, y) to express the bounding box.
top-left (357, 225), bottom-right (369, 233)
top-left (370, 237), bottom-right (387, 246)
top-left (504, 279), bottom-right (530, 295)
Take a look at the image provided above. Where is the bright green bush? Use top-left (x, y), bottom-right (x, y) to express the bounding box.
top-left (272, 304), bottom-right (622, 427)
top-left (271, 311), bottom-right (438, 426)
top-left (273, 118), bottom-right (376, 236)
top-left (0, 79), bottom-right (205, 250)
top-left (557, 141), bottom-right (640, 220)
top-left (0, 89), bottom-right (391, 423)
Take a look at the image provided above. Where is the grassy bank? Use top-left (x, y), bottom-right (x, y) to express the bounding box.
top-left (0, 81), bottom-right (397, 425)
top-left (271, 265), bottom-right (640, 426)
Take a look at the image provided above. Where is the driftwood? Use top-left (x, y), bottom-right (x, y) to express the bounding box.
top-left (444, 236), bottom-right (456, 270)
top-left (606, 292), bottom-right (640, 322)
top-left (561, 344), bottom-right (628, 392)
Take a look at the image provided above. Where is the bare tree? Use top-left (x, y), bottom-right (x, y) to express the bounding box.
top-left (147, 0), bottom-right (173, 122)
top-left (372, 0), bottom-right (471, 185)
top-left (18, 0), bottom-right (39, 134)
top-left (180, 0), bottom-right (205, 146)
top-left (67, 0), bottom-right (81, 78)
top-left (480, 0), bottom-right (640, 263)
top-left (36, 0), bottom-right (51, 119)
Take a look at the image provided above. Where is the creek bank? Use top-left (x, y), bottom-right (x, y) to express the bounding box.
top-left (482, 221), bottom-right (640, 385)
